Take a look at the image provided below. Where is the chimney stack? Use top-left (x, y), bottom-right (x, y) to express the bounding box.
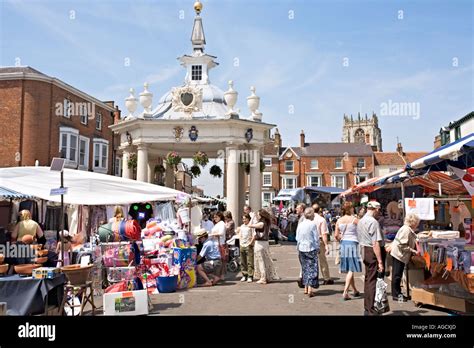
top-left (274, 128), bottom-right (282, 148)
top-left (113, 105), bottom-right (121, 124)
top-left (396, 142), bottom-right (404, 155)
top-left (300, 130), bottom-right (305, 148)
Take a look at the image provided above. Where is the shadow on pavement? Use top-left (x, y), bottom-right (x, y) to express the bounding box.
top-left (151, 302), bottom-right (183, 313)
top-left (313, 289), bottom-right (340, 296)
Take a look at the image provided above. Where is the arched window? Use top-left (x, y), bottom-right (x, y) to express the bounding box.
top-left (354, 128), bottom-right (365, 143)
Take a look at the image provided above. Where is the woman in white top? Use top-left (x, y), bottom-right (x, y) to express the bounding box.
top-left (210, 211), bottom-right (227, 281)
top-left (335, 202), bottom-right (362, 300)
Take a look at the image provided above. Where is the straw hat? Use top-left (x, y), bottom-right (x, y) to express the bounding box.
top-left (194, 227), bottom-right (208, 238)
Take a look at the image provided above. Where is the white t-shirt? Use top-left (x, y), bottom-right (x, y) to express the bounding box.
top-left (211, 220), bottom-right (226, 244)
top-left (239, 224), bottom-right (255, 247)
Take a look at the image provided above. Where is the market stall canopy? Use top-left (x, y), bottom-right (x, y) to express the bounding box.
top-left (305, 186), bottom-right (345, 195)
top-left (0, 167), bottom-right (187, 205)
top-left (407, 133), bottom-right (474, 171)
top-left (405, 171), bottom-right (468, 196)
top-left (0, 186), bottom-right (33, 200)
top-left (340, 169), bottom-right (405, 196)
top-left (273, 188), bottom-right (304, 202)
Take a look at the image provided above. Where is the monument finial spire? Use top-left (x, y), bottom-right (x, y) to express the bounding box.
top-left (191, 1), bottom-right (206, 53)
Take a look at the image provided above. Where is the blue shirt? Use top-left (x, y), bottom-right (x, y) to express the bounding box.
top-left (199, 239), bottom-right (221, 260)
top-left (296, 219), bottom-right (320, 252)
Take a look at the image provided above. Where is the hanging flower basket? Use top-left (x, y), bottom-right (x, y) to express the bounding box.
top-left (165, 151), bottom-right (181, 166)
top-left (209, 165), bottom-right (223, 178)
top-left (240, 162), bottom-right (251, 174)
top-left (190, 165), bottom-right (201, 178)
top-left (193, 151), bottom-right (209, 167)
top-left (128, 153), bottom-right (137, 170)
top-left (154, 164), bottom-right (165, 174)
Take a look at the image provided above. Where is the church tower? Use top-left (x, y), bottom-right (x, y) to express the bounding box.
top-left (342, 112), bottom-right (383, 151)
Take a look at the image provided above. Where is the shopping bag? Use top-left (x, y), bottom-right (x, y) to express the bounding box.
top-left (374, 274), bottom-right (390, 314)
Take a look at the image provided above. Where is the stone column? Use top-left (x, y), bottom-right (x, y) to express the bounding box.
top-left (165, 163), bottom-right (175, 188)
top-left (238, 163), bottom-right (246, 220)
top-left (136, 143), bottom-right (149, 182)
top-left (249, 147), bottom-right (262, 211)
top-left (147, 158), bottom-right (156, 184)
top-left (226, 146), bottom-right (239, 224)
top-left (122, 148), bottom-right (132, 179)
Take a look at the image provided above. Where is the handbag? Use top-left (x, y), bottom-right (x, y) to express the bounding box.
top-left (217, 238), bottom-right (229, 262)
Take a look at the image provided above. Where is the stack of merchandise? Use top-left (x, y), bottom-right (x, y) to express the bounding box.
top-left (417, 234), bottom-right (474, 295)
top-left (140, 218), bottom-right (196, 293)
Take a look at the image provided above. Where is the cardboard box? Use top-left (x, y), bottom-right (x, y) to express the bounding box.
top-left (411, 287), bottom-right (474, 313)
top-left (103, 290), bottom-right (149, 316)
top-left (32, 267), bottom-right (61, 279)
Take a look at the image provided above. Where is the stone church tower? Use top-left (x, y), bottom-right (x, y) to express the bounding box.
top-left (342, 112), bottom-right (383, 151)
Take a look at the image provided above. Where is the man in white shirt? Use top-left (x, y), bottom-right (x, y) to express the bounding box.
top-left (201, 214), bottom-right (214, 233)
top-left (312, 203), bottom-right (333, 285)
top-left (357, 201), bottom-right (384, 315)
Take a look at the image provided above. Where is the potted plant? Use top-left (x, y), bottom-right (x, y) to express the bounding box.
top-left (209, 165), bottom-right (223, 178)
top-left (128, 153), bottom-right (137, 170)
top-left (190, 165), bottom-right (201, 178)
top-left (240, 162), bottom-right (251, 174)
top-left (193, 151), bottom-right (209, 167)
top-left (165, 151), bottom-right (181, 167)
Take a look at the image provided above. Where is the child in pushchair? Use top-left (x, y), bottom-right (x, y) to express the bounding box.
top-left (226, 235), bottom-right (240, 273)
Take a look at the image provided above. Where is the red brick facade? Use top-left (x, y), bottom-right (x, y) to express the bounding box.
top-left (0, 67), bottom-right (118, 174)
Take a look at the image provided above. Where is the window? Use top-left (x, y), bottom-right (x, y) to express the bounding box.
top-left (263, 173), bottom-right (272, 186)
top-left (331, 175), bottom-right (346, 189)
top-left (59, 127), bottom-right (79, 166)
top-left (93, 138), bottom-right (109, 172)
top-left (454, 126), bottom-right (461, 140)
top-left (115, 156), bottom-right (122, 177)
top-left (285, 160), bottom-right (294, 172)
top-left (358, 174), bottom-right (368, 184)
top-left (283, 177), bottom-right (296, 189)
top-left (96, 112), bottom-right (102, 130)
top-left (63, 99), bottom-right (71, 118)
top-left (262, 192), bottom-right (274, 203)
top-left (78, 136), bottom-right (89, 169)
top-left (80, 107), bottom-right (88, 125)
top-left (357, 158), bottom-right (365, 169)
top-left (441, 131), bottom-right (450, 145)
top-left (191, 65), bottom-right (202, 81)
top-left (307, 175), bottom-right (321, 187)
top-left (310, 160), bottom-right (318, 169)
top-left (263, 158), bottom-right (272, 166)
top-left (335, 158), bottom-right (343, 169)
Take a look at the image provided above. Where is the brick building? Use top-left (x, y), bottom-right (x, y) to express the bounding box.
top-left (0, 67), bottom-right (120, 175)
top-left (374, 143), bottom-right (427, 177)
top-left (279, 130), bottom-right (375, 192)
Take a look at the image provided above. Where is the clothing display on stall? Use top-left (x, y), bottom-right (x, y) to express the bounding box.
top-left (404, 198), bottom-right (435, 220)
top-left (154, 202), bottom-right (176, 222)
top-left (44, 205), bottom-right (68, 232)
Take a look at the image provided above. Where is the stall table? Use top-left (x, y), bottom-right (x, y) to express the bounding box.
top-left (0, 274), bottom-right (66, 315)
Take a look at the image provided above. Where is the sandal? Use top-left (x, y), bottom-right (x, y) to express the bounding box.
top-left (353, 291), bottom-right (361, 297)
top-left (308, 292), bottom-right (316, 298)
top-left (342, 295), bottom-right (351, 301)
top-left (256, 279), bottom-right (267, 284)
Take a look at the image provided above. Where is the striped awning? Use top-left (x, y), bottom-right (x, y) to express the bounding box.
top-left (408, 133), bottom-right (474, 171)
top-left (340, 169), bottom-right (405, 196)
top-left (408, 172), bottom-right (467, 195)
top-left (0, 186), bottom-right (33, 200)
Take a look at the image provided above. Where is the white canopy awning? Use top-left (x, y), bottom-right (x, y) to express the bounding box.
top-left (0, 167), bottom-right (186, 205)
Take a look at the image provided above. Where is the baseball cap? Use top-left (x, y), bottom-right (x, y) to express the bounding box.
top-left (367, 201), bottom-right (381, 209)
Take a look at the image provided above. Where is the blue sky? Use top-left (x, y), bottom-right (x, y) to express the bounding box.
top-left (1, 0), bottom-right (473, 195)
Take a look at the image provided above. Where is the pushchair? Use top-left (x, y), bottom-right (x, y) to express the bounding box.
top-left (226, 236), bottom-right (240, 273)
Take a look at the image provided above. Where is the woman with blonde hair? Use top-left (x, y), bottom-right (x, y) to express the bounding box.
top-left (335, 202), bottom-right (361, 300)
top-left (388, 213), bottom-right (420, 302)
top-left (109, 206), bottom-right (125, 223)
top-left (11, 210), bottom-right (44, 243)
